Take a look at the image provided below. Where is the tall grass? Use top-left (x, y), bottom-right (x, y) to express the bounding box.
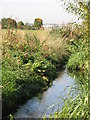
top-left (53, 71), bottom-right (89, 119)
top-left (42, 71), bottom-right (89, 119)
top-left (2, 29), bottom-right (68, 117)
top-left (43, 22), bottom-right (89, 119)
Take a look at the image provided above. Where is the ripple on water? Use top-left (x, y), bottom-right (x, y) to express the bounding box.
top-left (15, 69), bottom-right (75, 118)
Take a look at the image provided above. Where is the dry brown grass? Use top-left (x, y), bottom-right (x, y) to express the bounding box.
top-left (2, 29), bottom-right (69, 60)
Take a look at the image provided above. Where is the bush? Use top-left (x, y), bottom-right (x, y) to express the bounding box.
top-left (67, 51), bottom-right (88, 70)
top-left (2, 29), bottom-right (67, 117)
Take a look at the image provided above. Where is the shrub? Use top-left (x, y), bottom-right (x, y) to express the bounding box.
top-left (2, 29), bottom-right (67, 117)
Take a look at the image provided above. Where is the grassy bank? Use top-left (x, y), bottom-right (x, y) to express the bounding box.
top-left (2, 19), bottom-right (89, 119)
top-left (46, 20), bottom-right (89, 118)
top-left (2, 29), bottom-right (69, 117)
top-left (53, 70), bottom-right (88, 119)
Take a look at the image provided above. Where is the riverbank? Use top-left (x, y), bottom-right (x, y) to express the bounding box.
top-left (2, 18), bottom-right (88, 119)
top-left (49, 18), bottom-right (89, 118)
top-left (53, 69), bottom-right (88, 119)
top-left (2, 29), bottom-right (69, 118)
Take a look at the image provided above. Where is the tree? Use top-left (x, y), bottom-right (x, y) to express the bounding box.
top-left (60, 0), bottom-right (89, 40)
top-left (8, 18), bottom-right (17, 28)
top-left (17, 21), bottom-right (24, 29)
top-left (34, 18), bottom-right (43, 29)
top-left (60, 0), bottom-right (88, 21)
top-left (1, 18), bottom-right (17, 29)
top-left (59, 0), bottom-right (89, 71)
top-left (1, 18), bottom-right (8, 29)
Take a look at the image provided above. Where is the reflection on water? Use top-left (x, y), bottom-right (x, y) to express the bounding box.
top-left (15, 69), bottom-right (75, 118)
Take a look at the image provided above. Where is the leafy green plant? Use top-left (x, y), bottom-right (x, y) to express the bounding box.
top-left (2, 28), bottom-right (68, 117)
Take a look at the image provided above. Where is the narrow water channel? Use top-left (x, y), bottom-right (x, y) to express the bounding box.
top-left (15, 68), bottom-right (75, 118)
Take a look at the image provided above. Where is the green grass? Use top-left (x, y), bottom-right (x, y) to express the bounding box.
top-left (2, 20), bottom-right (89, 119)
top-left (2, 29), bottom-right (68, 117)
top-left (46, 3), bottom-right (89, 118)
top-left (53, 70), bottom-right (89, 119)
top-left (43, 22), bottom-right (89, 119)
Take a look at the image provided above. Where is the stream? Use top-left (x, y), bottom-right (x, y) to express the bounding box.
top-left (15, 68), bottom-right (76, 118)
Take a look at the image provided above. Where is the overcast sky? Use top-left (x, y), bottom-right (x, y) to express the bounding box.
top-left (0, 0), bottom-right (79, 24)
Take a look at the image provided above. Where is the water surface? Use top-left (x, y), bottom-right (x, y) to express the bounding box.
top-left (15, 69), bottom-right (75, 118)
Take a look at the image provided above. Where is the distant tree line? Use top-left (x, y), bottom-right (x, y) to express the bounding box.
top-left (1, 18), bottom-right (43, 30)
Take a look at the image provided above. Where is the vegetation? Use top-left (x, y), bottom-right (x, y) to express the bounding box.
top-left (53, 70), bottom-right (88, 119)
top-left (34, 18), bottom-right (43, 29)
top-left (1, 18), bottom-right (17, 29)
top-left (45, 0), bottom-right (89, 119)
top-left (1, 17), bottom-right (43, 30)
top-left (1, 28), bottom-right (68, 117)
top-left (17, 21), bottom-right (24, 29)
top-left (1, 0), bottom-right (89, 119)
top-left (24, 23), bottom-right (34, 30)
